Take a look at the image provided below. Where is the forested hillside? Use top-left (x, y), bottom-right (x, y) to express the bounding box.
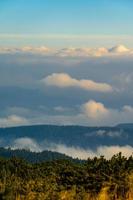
top-left (0, 124), bottom-right (133, 149)
top-left (0, 153), bottom-right (133, 199)
top-left (0, 147), bottom-right (81, 163)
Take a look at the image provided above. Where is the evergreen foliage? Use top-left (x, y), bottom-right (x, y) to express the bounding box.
top-left (0, 150), bottom-right (132, 199)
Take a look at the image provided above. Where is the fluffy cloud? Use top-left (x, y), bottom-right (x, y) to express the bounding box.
top-left (0, 115), bottom-right (29, 127)
top-left (11, 137), bottom-right (42, 152)
top-left (42, 73), bottom-right (113, 92)
top-left (109, 45), bottom-right (130, 53)
top-left (82, 100), bottom-right (109, 119)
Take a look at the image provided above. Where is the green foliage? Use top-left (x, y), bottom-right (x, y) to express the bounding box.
top-left (0, 151), bottom-right (133, 199)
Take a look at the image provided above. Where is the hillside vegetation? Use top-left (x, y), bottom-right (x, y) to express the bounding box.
top-left (0, 152), bottom-right (133, 200)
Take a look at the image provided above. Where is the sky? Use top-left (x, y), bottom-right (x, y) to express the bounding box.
top-left (0, 0), bottom-right (133, 47)
top-left (0, 0), bottom-right (133, 128)
top-left (0, 0), bottom-right (133, 158)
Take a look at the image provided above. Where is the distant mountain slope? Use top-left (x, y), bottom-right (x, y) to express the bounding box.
top-left (0, 124), bottom-right (133, 149)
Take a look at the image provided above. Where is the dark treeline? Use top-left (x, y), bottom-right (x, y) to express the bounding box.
top-left (0, 147), bottom-right (81, 163)
top-left (0, 151), bottom-right (133, 199)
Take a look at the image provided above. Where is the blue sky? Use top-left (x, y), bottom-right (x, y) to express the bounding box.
top-left (0, 0), bottom-right (133, 47)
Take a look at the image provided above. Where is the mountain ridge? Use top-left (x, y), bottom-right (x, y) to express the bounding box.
top-left (0, 123), bottom-right (133, 150)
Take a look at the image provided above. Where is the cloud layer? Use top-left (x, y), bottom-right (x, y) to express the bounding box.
top-left (0, 45), bottom-right (133, 57)
top-left (49, 144), bottom-right (133, 159)
top-left (9, 137), bottom-right (133, 159)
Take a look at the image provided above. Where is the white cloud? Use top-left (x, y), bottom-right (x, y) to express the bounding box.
top-left (0, 115), bottom-right (29, 127)
top-left (81, 100), bottom-right (109, 119)
top-left (45, 143), bottom-right (133, 159)
top-left (109, 45), bottom-right (130, 53)
top-left (11, 137), bottom-right (42, 152)
top-left (42, 73), bottom-right (113, 92)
